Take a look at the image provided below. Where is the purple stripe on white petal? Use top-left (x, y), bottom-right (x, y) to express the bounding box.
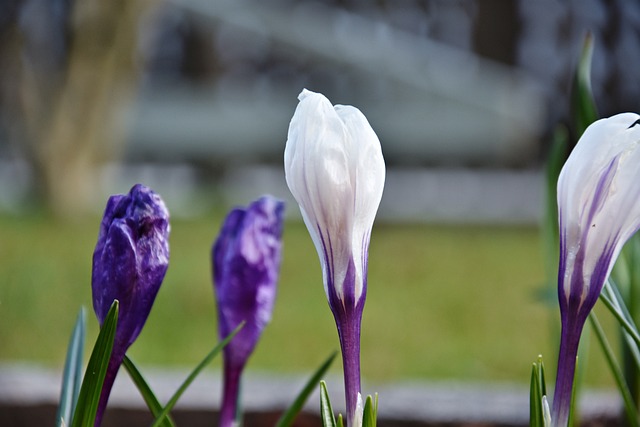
top-left (583, 238), bottom-right (618, 310)
top-left (567, 245), bottom-right (586, 309)
top-left (585, 155), bottom-right (619, 227)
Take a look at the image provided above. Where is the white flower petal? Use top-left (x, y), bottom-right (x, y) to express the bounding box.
top-left (542, 395), bottom-right (551, 427)
top-left (284, 89), bottom-right (385, 306)
top-left (558, 112), bottom-right (640, 303)
top-left (352, 392), bottom-right (364, 427)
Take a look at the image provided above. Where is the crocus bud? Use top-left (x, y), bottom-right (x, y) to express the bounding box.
top-left (91, 183), bottom-right (170, 426)
top-left (552, 113), bottom-right (640, 426)
top-left (212, 196), bottom-right (284, 427)
top-left (284, 89), bottom-right (385, 426)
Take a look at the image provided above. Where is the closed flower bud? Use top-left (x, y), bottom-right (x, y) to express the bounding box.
top-left (212, 195), bottom-right (284, 427)
top-left (91, 183), bottom-right (170, 426)
top-left (285, 89), bottom-right (385, 312)
top-left (284, 89), bottom-right (385, 426)
top-left (552, 113), bottom-right (640, 426)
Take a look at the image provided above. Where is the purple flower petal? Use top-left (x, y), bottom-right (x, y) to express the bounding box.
top-left (91, 183), bottom-right (170, 426)
top-left (212, 195), bottom-right (284, 427)
top-left (92, 184), bottom-right (170, 351)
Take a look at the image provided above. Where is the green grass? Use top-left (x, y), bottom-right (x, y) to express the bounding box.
top-left (0, 213), bottom-right (617, 388)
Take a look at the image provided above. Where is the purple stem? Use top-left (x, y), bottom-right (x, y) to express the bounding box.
top-left (94, 349), bottom-right (125, 427)
top-left (219, 362), bottom-right (243, 427)
top-left (552, 317), bottom-right (585, 427)
top-left (335, 309), bottom-right (362, 427)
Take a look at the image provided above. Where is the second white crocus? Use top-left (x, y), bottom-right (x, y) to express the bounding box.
top-left (284, 89), bottom-right (385, 426)
top-left (552, 112), bottom-right (640, 426)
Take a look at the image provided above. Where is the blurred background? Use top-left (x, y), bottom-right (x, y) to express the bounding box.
top-left (1, 0), bottom-right (639, 218)
top-left (1, 0), bottom-right (640, 389)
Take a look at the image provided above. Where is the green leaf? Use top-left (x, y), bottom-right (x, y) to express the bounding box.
top-left (529, 356), bottom-right (547, 427)
top-left (600, 281), bottom-right (640, 349)
top-left (571, 31), bottom-right (598, 137)
top-left (589, 312), bottom-right (640, 427)
top-left (57, 308), bottom-right (86, 427)
top-left (71, 301), bottom-right (119, 427)
top-left (529, 363), bottom-right (541, 427)
top-left (123, 356), bottom-right (175, 427)
top-left (150, 322), bottom-right (244, 427)
top-left (274, 352), bottom-right (337, 427)
top-left (319, 381), bottom-right (337, 427)
top-left (544, 126), bottom-right (568, 228)
top-left (538, 356), bottom-right (547, 398)
top-left (601, 278), bottom-right (640, 406)
top-left (539, 126), bottom-right (568, 357)
top-left (336, 414), bottom-right (344, 427)
top-left (612, 236), bottom-right (640, 406)
top-left (543, 126), bottom-right (568, 272)
top-left (362, 394), bottom-right (378, 427)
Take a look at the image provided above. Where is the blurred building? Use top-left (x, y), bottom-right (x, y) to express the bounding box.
top-left (130, 0), bottom-right (543, 168)
top-left (126, 0), bottom-right (640, 168)
top-left (0, 0), bottom-right (638, 216)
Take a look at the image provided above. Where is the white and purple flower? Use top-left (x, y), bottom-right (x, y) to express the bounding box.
top-left (284, 89), bottom-right (385, 426)
top-left (553, 113), bottom-right (640, 426)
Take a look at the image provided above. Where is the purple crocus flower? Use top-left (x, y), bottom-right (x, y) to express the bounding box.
top-left (284, 89), bottom-right (386, 426)
top-left (212, 196), bottom-right (284, 427)
top-left (552, 113), bottom-right (640, 426)
top-left (91, 184), bottom-right (170, 427)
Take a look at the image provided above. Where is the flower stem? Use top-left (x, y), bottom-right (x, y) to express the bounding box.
top-left (219, 362), bottom-right (243, 427)
top-left (335, 310), bottom-right (362, 427)
top-left (94, 349), bottom-right (125, 427)
top-left (551, 318), bottom-right (583, 427)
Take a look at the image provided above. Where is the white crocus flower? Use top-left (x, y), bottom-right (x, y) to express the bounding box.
top-left (558, 112), bottom-right (640, 310)
top-left (285, 89), bottom-right (385, 309)
top-left (552, 112), bottom-right (640, 427)
top-left (284, 88), bottom-right (385, 427)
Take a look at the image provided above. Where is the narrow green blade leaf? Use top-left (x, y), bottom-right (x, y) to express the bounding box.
top-left (571, 32), bottom-right (598, 137)
top-left (373, 394), bottom-right (379, 419)
top-left (538, 356), bottom-right (547, 398)
top-left (625, 236), bottom-right (640, 408)
top-left (71, 301), bottom-right (119, 427)
top-left (529, 356), bottom-right (547, 427)
top-left (601, 278), bottom-right (640, 413)
top-left (274, 351), bottom-right (337, 427)
top-left (150, 322), bottom-right (244, 427)
top-left (600, 282), bottom-right (640, 348)
top-left (57, 308), bottom-right (87, 427)
top-left (336, 413), bottom-right (344, 427)
top-left (319, 381), bottom-right (336, 427)
top-left (362, 394), bottom-right (377, 427)
top-left (530, 363), bottom-right (542, 427)
top-left (542, 125), bottom-right (568, 279)
top-left (589, 312), bottom-right (640, 427)
top-left (123, 356), bottom-right (175, 427)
